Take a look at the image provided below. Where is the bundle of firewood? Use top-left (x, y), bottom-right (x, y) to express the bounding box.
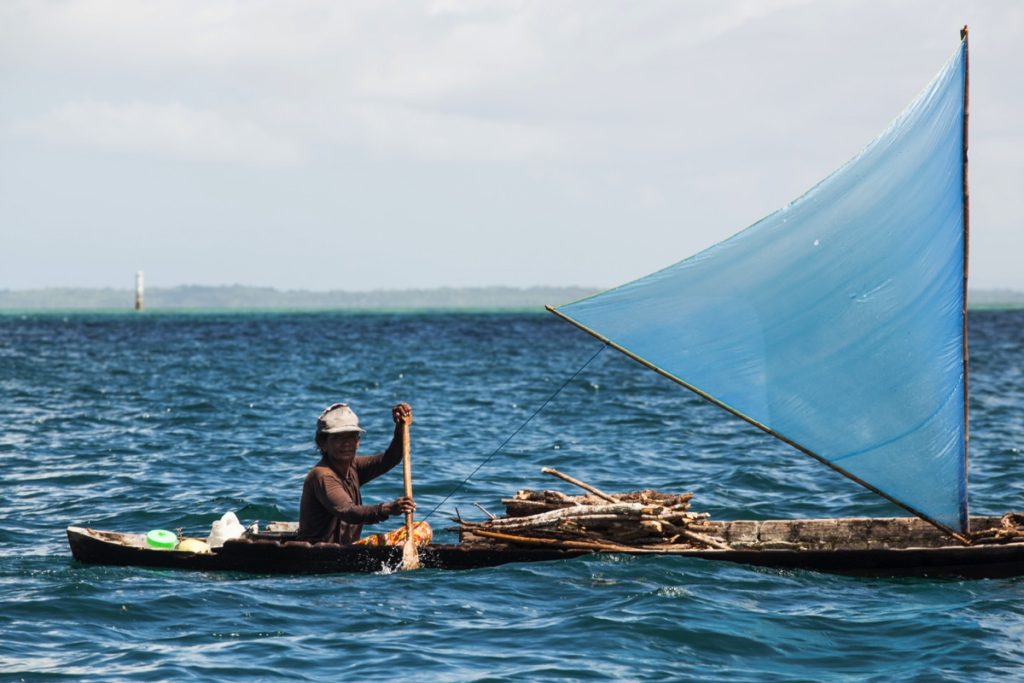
top-left (502, 488), bottom-right (695, 518)
top-left (456, 467), bottom-right (729, 551)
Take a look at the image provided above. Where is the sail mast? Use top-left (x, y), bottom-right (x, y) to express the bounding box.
top-left (960, 25), bottom-right (971, 534)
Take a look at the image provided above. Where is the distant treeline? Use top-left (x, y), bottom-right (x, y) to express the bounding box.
top-left (969, 289), bottom-right (1024, 309)
top-left (0, 285), bottom-right (600, 311)
top-left (1, 285), bottom-right (1022, 311)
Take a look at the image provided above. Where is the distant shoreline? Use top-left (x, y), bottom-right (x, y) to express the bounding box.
top-left (0, 305), bottom-right (570, 315)
top-left (0, 285), bottom-right (599, 312)
top-left (1, 285), bottom-right (1023, 312)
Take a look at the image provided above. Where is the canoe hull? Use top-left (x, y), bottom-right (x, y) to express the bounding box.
top-left (66, 527), bottom-right (587, 574)
top-left (67, 515), bottom-right (1024, 578)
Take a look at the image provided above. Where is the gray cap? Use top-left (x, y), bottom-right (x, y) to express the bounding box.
top-left (317, 403), bottom-right (364, 434)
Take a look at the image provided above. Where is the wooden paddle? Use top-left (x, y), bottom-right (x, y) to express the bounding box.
top-left (400, 417), bottom-right (420, 570)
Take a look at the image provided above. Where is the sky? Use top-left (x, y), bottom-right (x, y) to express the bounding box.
top-left (1, 1), bottom-right (1021, 291)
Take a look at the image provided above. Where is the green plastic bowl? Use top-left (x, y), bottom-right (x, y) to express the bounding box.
top-left (146, 529), bottom-right (178, 549)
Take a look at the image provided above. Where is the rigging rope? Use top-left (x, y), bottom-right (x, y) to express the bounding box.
top-left (422, 343), bottom-right (606, 522)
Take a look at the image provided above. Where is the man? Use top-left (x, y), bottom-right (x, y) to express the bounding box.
top-left (297, 402), bottom-right (417, 544)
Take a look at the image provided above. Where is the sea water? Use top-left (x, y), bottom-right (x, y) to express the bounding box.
top-left (2, 311), bottom-right (1024, 681)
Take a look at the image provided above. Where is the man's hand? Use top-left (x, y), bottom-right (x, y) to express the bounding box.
top-left (388, 496), bottom-right (416, 516)
top-left (392, 402), bottom-right (413, 425)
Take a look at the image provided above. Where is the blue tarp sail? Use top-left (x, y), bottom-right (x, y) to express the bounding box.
top-left (554, 40), bottom-right (969, 533)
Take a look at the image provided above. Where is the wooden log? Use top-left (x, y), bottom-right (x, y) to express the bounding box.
top-left (502, 492), bottom-right (586, 517)
top-left (641, 520), bottom-right (664, 534)
top-left (473, 502), bottom-right (497, 520)
top-left (472, 529), bottom-right (646, 552)
top-left (470, 503), bottom-right (646, 529)
top-left (540, 468), bottom-right (620, 503)
top-left (547, 490), bottom-right (582, 505)
top-left (490, 528), bottom-right (589, 542)
top-left (513, 488), bottom-right (691, 504)
top-left (598, 529), bottom-right (657, 542)
top-left (465, 519), bottom-right (679, 546)
top-left (502, 498), bottom-right (549, 508)
top-left (622, 491), bottom-right (694, 509)
top-left (501, 500), bottom-right (554, 518)
top-left (476, 514), bottom-right (720, 546)
top-left (466, 529), bottom-right (718, 554)
top-left (503, 489), bottom-right (695, 517)
top-left (662, 512), bottom-right (710, 521)
top-left (467, 513), bottom-right (636, 533)
top-left (513, 489), bottom-right (586, 503)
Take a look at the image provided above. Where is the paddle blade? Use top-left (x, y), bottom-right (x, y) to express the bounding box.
top-left (401, 537), bottom-right (420, 570)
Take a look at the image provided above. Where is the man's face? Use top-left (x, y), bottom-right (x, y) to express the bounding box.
top-left (324, 432), bottom-right (360, 468)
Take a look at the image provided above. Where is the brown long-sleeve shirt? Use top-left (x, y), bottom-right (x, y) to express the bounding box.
top-left (296, 431), bottom-right (404, 544)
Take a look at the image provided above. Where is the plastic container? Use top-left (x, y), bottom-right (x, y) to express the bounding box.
top-left (146, 529), bottom-right (178, 549)
top-left (176, 538), bottom-right (210, 553)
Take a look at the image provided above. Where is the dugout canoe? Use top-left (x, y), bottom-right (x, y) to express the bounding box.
top-left (67, 514), bottom-right (1024, 578)
top-left (66, 524), bottom-right (588, 574)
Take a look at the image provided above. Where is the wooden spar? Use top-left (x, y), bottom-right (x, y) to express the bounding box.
top-left (960, 25), bottom-right (971, 534)
top-left (545, 304), bottom-right (971, 545)
top-left (541, 467), bottom-right (619, 503)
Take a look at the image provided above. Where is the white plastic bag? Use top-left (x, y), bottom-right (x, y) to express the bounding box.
top-left (207, 511), bottom-right (246, 548)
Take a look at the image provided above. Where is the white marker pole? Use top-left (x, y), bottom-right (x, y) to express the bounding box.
top-left (135, 270), bottom-right (144, 311)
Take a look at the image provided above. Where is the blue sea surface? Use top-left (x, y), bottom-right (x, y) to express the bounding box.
top-left (2, 311), bottom-right (1024, 681)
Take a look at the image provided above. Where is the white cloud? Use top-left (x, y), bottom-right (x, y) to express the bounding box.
top-left (2, 1), bottom-right (820, 167)
top-left (350, 103), bottom-right (560, 163)
top-left (1, 1), bottom-right (1022, 289)
top-left (351, 8), bottom-right (545, 102)
top-left (19, 101), bottom-right (303, 166)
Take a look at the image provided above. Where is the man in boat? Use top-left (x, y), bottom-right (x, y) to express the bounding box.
top-left (297, 402), bottom-right (429, 546)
